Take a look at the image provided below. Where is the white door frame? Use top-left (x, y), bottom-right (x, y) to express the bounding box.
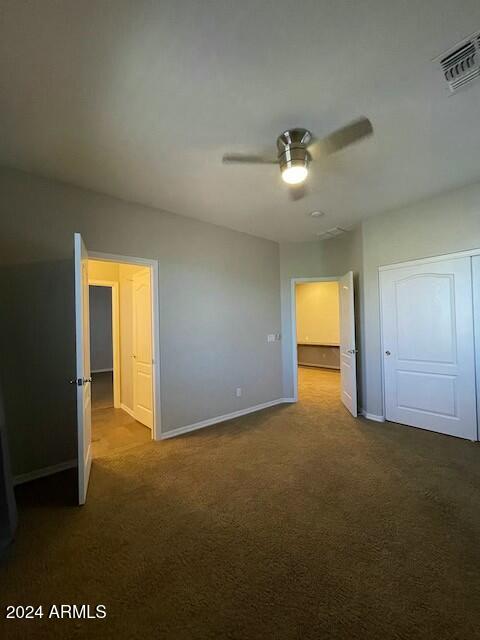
top-left (290, 276), bottom-right (339, 402)
top-left (378, 247), bottom-right (480, 272)
top-left (88, 279), bottom-right (121, 409)
top-left (88, 251), bottom-right (162, 440)
top-left (378, 246), bottom-right (480, 440)
top-left (473, 256), bottom-right (480, 441)
top-left (132, 268), bottom-right (154, 430)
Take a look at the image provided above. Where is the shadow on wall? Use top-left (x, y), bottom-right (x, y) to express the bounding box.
top-left (0, 375), bottom-right (17, 552)
top-left (0, 260), bottom-right (77, 477)
top-left (353, 271), bottom-right (363, 407)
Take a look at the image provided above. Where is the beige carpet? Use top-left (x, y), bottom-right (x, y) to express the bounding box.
top-left (91, 371), bottom-right (114, 410)
top-left (3, 367), bottom-right (480, 639)
top-left (92, 406), bottom-right (151, 458)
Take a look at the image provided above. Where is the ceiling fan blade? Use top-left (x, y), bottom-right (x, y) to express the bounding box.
top-left (222, 153), bottom-right (277, 165)
top-left (308, 117), bottom-right (373, 160)
top-left (288, 183), bottom-right (308, 201)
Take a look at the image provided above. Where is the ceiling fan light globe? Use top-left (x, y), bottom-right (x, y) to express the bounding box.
top-left (282, 165), bottom-right (308, 185)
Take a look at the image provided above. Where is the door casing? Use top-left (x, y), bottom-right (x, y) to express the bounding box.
top-left (290, 276), bottom-right (358, 414)
top-left (379, 247), bottom-right (480, 441)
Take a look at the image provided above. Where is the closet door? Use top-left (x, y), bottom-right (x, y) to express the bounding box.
top-left (132, 269), bottom-right (153, 429)
top-left (380, 256), bottom-right (476, 440)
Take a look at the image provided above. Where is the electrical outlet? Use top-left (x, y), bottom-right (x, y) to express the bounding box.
top-left (236, 387), bottom-right (242, 397)
top-left (267, 334), bottom-right (275, 342)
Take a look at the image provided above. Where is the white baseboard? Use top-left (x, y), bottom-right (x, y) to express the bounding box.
top-left (161, 398), bottom-right (289, 440)
top-left (120, 403), bottom-right (135, 419)
top-left (14, 459), bottom-right (77, 486)
top-left (361, 409), bottom-right (385, 423)
top-left (281, 397), bottom-right (297, 403)
top-left (91, 368), bottom-right (113, 374)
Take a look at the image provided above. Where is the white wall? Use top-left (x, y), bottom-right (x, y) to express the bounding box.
top-left (0, 167), bottom-right (282, 476)
top-left (295, 282), bottom-right (340, 345)
top-left (89, 260), bottom-right (119, 281)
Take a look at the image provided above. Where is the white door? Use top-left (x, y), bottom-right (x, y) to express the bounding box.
top-left (133, 269), bottom-right (153, 429)
top-left (474, 256), bottom-right (480, 440)
top-left (380, 257), bottom-right (477, 440)
top-left (74, 233), bottom-right (92, 505)
top-left (339, 271), bottom-right (358, 416)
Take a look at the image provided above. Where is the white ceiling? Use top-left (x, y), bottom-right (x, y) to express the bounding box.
top-left (2, 1), bottom-right (480, 242)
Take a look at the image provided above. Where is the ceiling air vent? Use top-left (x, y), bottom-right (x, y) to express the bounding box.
top-left (436, 31), bottom-right (480, 93)
top-left (316, 227), bottom-right (348, 241)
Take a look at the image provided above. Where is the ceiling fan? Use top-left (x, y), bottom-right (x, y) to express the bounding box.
top-left (222, 117), bottom-right (373, 200)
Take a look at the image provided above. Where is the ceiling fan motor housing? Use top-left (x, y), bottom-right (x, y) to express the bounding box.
top-left (277, 128), bottom-right (312, 174)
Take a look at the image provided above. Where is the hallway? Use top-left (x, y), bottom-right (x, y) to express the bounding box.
top-left (297, 365), bottom-right (341, 402)
top-left (91, 371), bottom-right (114, 411)
top-left (92, 406), bottom-right (151, 458)
top-left (91, 372), bottom-right (151, 458)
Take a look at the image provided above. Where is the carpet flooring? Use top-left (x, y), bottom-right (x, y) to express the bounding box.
top-left (3, 367), bottom-right (480, 639)
top-left (91, 370), bottom-right (151, 457)
top-left (92, 406), bottom-right (151, 458)
top-left (91, 371), bottom-right (114, 411)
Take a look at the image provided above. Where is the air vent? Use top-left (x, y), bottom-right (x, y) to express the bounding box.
top-left (316, 227), bottom-right (347, 241)
top-left (436, 31), bottom-right (480, 93)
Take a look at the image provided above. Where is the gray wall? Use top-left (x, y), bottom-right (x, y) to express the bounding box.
top-left (0, 259), bottom-right (76, 475)
top-left (0, 167), bottom-right (282, 476)
top-left (361, 181), bottom-right (480, 417)
top-left (280, 181), bottom-right (480, 415)
top-left (279, 226), bottom-right (364, 401)
top-left (89, 286), bottom-right (113, 372)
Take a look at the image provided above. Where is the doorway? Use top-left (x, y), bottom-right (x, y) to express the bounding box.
top-left (88, 280), bottom-right (120, 412)
top-left (291, 273), bottom-right (358, 417)
top-left (88, 258), bottom-right (155, 458)
top-left (74, 233), bottom-right (161, 504)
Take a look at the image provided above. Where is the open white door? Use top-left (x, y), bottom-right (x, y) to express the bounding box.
top-left (133, 269), bottom-right (154, 429)
top-left (74, 233), bottom-right (92, 505)
top-left (339, 271), bottom-right (358, 416)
